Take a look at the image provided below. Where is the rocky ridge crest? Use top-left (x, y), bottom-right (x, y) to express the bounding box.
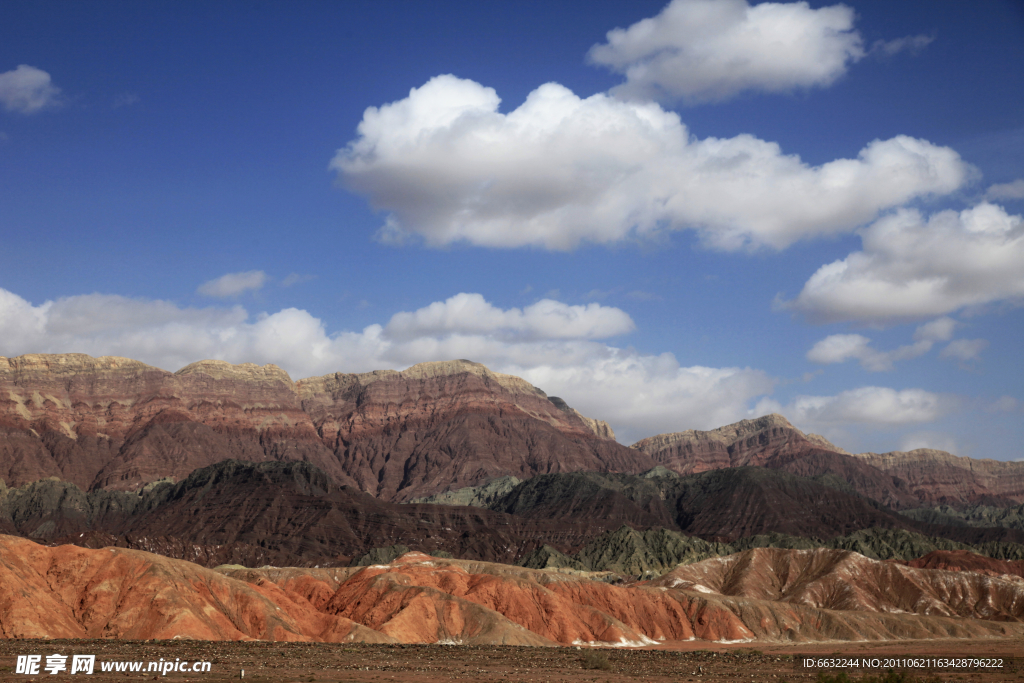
top-left (632, 414), bottom-right (1024, 509)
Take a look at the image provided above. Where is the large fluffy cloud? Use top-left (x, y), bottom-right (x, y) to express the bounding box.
top-left (0, 288), bottom-right (772, 443)
top-left (759, 386), bottom-right (956, 428)
top-left (787, 203), bottom-right (1024, 323)
top-left (588, 0), bottom-right (864, 103)
top-left (0, 65), bottom-right (60, 113)
top-left (333, 76), bottom-right (970, 251)
top-left (516, 357), bottom-right (775, 443)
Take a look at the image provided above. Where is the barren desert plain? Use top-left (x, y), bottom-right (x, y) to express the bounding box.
top-left (2, 639), bottom-right (1023, 683)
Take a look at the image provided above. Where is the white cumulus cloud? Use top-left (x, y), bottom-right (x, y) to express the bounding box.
top-left (805, 333), bottom-right (930, 372)
top-left (0, 65), bottom-right (61, 113)
top-left (587, 0), bottom-right (864, 104)
top-left (514, 356), bottom-right (775, 444)
top-left (384, 293), bottom-right (634, 341)
top-left (806, 318), bottom-right (957, 371)
top-left (777, 386), bottom-right (956, 427)
top-left (0, 287), bottom-right (774, 443)
top-left (787, 203), bottom-right (1024, 323)
top-left (333, 75), bottom-right (970, 252)
top-left (197, 270), bottom-right (267, 297)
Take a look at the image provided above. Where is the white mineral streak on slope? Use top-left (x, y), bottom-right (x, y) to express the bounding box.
top-left (572, 634), bottom-right (660, 648)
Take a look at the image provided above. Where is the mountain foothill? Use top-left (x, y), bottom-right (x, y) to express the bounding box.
top-left (2, 352), bottom-right (1024, 645)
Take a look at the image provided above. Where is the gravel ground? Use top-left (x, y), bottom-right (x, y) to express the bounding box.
top-left (0, 639), bottom-right (1020, 683)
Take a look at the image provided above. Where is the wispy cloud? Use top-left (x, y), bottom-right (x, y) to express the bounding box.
top-left (281, 273), bottom-right (315, 287)
top-left (112, 92), bottom-right (140, 109)
top-left (985, 179), bottom-right (1024, 201)
top-left (197, 270), bottom-right (267, 297)
top-left (870, 34), bottom-right (935, 57)
top-left (939, 338), bottom-right (988, 362)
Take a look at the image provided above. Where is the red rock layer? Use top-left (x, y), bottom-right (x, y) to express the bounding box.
top-left (853, 449), bottom-right (1024, 507)
top-left (297, 361), bottom-right (648, 501)
top-left (0, 354), bottom-right (648, 500)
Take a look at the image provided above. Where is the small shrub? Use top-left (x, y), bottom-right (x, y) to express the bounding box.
top-left (580, 650), bottom-right (612, 671)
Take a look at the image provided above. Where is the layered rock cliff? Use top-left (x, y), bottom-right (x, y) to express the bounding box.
top-left (631, 414), bottom-right (848, 472)
top-left (853, 449), bottom-right (1024, 507)
top-left (0, 354), bottom-right (648, 501)
top-left (632, 414), bottom-right (1024, 509)
top-left (630, 414), bottom-right (919, 508)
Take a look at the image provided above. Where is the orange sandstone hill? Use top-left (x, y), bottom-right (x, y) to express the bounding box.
top-left (0, 534), bottom-right (389, 641)
top-left (0, 354), bottom-right (650, 501)
top-left (2, 535), bottom-right (1022, 644)
top-left (898, 549), bottom-right (1024, 579)
top-left (651, 547), bottom-right (1024, 622)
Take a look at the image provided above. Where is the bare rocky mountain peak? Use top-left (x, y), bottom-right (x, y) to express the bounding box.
top-left (632, 410), bottom-right (1024, 510)
top-left (393, 359), bottom-right (546, 397)
top-left (175, 359), bottom-right (295, 385)
top-left (709, 413), bottom-right (797, 439)
top-left (855, 448), bottom-right (974, 466)
top-left (547, 396), bottom-right (616, 441)
top-left (631, 413), bottom-right (800, 452)
top-left (0, 352), bottom-right (160, 377)
top-left (805, 432), bottom-right (851, 455)
top-left (296, 359), bottom-right (546, 398)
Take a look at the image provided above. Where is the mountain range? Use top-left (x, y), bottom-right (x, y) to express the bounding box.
top-left (3, 353), bottom-right (1024, 644)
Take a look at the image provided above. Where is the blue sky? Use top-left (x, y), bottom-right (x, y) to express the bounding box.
top-left (1, 0), bottom-right (1022, 456)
